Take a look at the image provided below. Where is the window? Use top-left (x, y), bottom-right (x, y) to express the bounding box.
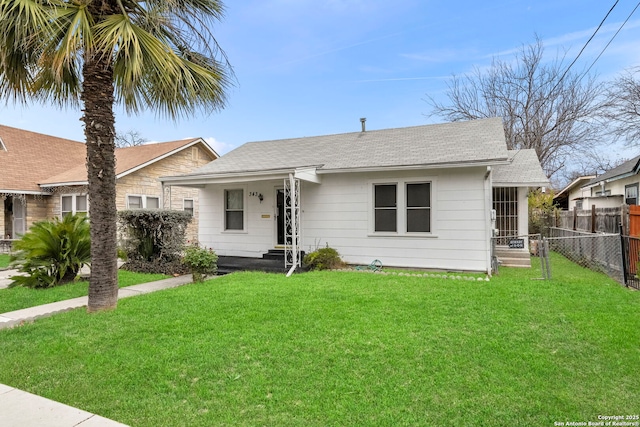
top-left (225, 189), bottom-right (244, 230)
top-left (625, 184), bottom-right (638, 205)
top-left (372, 181), bottom-right (433, 234)
top-left (184, 199), bottom-right (194, 215)
top-left (61, 194), bottom-right (88, 217)
top-left (406, 183), bottom-right (431, 232)
top-left (146, 197), bottom-right (159, 209)
top-left (127, 195), bottom-right (160, 209)
top-left (374, 184), bottom-right (397, 232)
top-left (575, 200), bottom-right (583, 210)
top-left (127, 196), bottom-right (142, 209)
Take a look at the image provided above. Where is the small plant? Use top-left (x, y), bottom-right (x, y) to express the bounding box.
top-left (9, 214), bottom-right (91, 288)
top-left (303, 245), bottom-right (345, 271)
top-left (182, 241), bottom-right (218, 282)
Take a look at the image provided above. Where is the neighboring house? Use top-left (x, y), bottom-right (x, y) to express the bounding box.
top-left (161, 118), bottom-right (549, 274)
top-left (553, 175), bottom-right (597, 210)
top-left (0, 125), bottom-right (217, 241)
top-left (576, 155), bottom-right (640, 209)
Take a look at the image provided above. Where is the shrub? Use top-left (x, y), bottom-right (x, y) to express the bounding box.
top-left (182, 242), bottom-right (218, 282)
top-left (118, 210), bottom-right (191, 275)
top-left (303, 246), bottom-right (344, 271)
top-left (9, 214), bottom-right (91, 288)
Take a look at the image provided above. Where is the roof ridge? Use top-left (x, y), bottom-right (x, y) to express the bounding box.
top-left (242, 117), bottom-right (503, 146)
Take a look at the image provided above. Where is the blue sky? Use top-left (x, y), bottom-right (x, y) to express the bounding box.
top-left (2, 0), bottom-right (639, 159)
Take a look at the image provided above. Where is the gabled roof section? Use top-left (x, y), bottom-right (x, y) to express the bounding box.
top-left (492, 149), bottom-right (549, 187)
top-left (40, 138), bottom-right (217, 187)
top-left (0, 125), bottom-right (86, 193)
top-left (585, 155), bottom-right (640, 187)
top-left (174, 118), bottom-right (509, 181)
top-left (553, 175), bottom-right (596, 200)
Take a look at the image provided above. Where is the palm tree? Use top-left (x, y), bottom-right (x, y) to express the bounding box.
top-left (0, 0), bottom-right (231, 311)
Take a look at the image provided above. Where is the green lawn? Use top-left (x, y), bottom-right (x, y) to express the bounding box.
top-left (0, 254), bottom-right (10, 268)
top-left (0, 254), bottom-right (638, 426)
top-left (0, 270), bottom-right (168, 313)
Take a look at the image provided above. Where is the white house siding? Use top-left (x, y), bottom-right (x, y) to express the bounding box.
top-left (199, 179), bottom-right (288, 257)
top-left (198, 166), bottom-right (492, 272)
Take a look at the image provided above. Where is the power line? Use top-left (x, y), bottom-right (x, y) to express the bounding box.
top-left (555, 0), bottom-right (620, 86)
top-left (583, 1), bottom-right (640, 76)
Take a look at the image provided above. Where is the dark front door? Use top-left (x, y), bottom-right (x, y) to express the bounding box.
top-left (276, 189), bottom-right (285, 245)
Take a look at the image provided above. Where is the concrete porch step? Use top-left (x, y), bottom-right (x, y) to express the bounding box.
top-left (262, 249), bottom-right (306, 261)
top-left (497, 257), bottom-right (531, 268)
top-left (495, 249), bottom-right (531, 268)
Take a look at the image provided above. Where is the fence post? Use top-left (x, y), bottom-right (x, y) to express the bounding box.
top-left (620, 224), bottom-right (629, 288)
top-left (573, 209), bottom-right (577, 231)
top-left (591, 205), bottom-right (596, 233)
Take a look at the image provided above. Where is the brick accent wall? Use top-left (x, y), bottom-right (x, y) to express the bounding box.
top-left (116, 144), bottom-right (215, 241)
top-left (5, 143), bottom-right (215, 241)
top-left (25, 195), bottom-right (48, 230)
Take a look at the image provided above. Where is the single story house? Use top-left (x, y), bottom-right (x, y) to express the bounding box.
top-left (577, 155), bottom-right (640, 209)
top-left (553, 175), bottom-right (597, 210)
top-left (161, 118), bottom-right (549, 274)
top-left (0, 125), bottom-right (217, 242)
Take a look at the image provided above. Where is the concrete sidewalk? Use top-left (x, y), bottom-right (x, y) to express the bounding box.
top-left (0, 273), bottom-right (196, 426)
top-left (0, 274), bottom-right (193, 329)
top-left (0, 384), bottom-right (129, 426)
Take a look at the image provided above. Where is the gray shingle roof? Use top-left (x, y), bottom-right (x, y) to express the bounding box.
top-left (183, 117), bottom-right (509, 177)
top-left (492, 149), bottom-right (549, 186)
top-left (586, 155), bottom-right (640, 186)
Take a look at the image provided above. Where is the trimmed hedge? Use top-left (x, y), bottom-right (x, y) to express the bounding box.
top-left (118, 210), bottom-right (191, 275)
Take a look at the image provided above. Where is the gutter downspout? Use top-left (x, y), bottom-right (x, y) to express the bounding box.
top-left (484, 166), bottom-right (493, 277)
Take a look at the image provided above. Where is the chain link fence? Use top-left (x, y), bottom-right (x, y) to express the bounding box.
top-left (545, 227), bottom-right (624, 284)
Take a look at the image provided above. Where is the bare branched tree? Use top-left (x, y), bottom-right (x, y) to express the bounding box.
top-left (556, 148), bottom-right (628, 186)
top-left (426, 39), bottom-right (604, 180)
top-left (602, 67), bottom-right (640, 146)
top-left (115, 130), bottom-right (148, 148)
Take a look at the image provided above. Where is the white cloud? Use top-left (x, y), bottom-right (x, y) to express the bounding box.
top-left (204, 137), bottom-right (237, 156)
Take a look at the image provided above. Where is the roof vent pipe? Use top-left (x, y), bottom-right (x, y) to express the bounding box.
top-left (360, 118), bottom-right (366, 132)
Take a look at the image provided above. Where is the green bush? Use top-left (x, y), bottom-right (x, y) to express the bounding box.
top-left (303, 246), bottom-right (345, 271)
top-left (118, 210), bottom-right (191, 275)
top-left (9, 214), bottom-right (91, 288)
top-left (182, 242), bottom-right (218, 282)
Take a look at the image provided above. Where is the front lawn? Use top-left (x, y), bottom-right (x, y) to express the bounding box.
top-left (0, 270), bottom-right (168, 313)
top-left (0, 254), bottom-right (638, 426)
top-left (0, 254), bottom-right (10, 268)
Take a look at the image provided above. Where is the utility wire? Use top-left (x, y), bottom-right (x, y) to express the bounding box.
top-left (555, 0), bottom-right (619, 87)
top-left (583, 1), bottom-right (640, 76)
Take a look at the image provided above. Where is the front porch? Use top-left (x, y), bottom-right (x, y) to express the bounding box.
top-left (217, 249), bottom-right (306, 275)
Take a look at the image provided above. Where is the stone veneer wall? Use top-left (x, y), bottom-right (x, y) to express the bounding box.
top-left (25, 196), bottom-right (48, 231)
top-left (115, 144), bottom-right (215, 241)
top-left (11, 144), bottom-right (214, 241)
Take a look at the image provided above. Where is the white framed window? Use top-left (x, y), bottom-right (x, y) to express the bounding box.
top-left (225, 189), bottom-right (244, 230)
top-left (61, 194), bottom-right (88, 217)
top-left (184, 199), bottom-right (194, 215)
top-left (406, 182), bottom-right (431, 233)
top-left (625, 184), bottom-right (638, 205)
top-left (374, 184), bottom-right (397, 232)
top-left (371, 180), bottom-right (433, 235)
top-left (127, 195), bottom-right (160, 209)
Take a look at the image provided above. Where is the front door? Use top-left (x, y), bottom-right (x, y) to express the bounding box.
top-left (12, 196), bottom-right (25, 238)
top-left (276, 189), bottom-right (285, 245)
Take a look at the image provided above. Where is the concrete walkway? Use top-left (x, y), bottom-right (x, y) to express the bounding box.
top-left (0, 273), bottom-right (195, 426)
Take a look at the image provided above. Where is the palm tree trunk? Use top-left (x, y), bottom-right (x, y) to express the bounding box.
top-left (82, 51), bottom-right (118, 312)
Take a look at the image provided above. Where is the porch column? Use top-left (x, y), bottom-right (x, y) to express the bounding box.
top-left (284, 174), bottom-right (301, 276)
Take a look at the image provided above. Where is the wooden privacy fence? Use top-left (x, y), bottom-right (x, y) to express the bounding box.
top-left (557, 205), bottom-right (629, 235)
